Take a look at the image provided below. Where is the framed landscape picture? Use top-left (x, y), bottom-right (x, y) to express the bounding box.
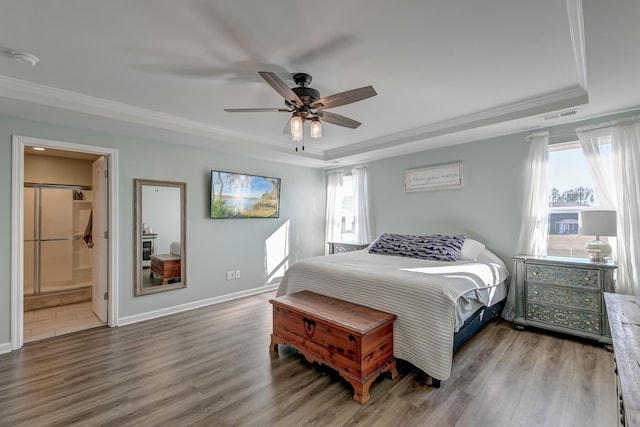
top-left (210, 170), bottom-right (281, 219)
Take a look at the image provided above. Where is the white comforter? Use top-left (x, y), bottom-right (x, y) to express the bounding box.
top-left (276, 250), bottom-right (509, 381)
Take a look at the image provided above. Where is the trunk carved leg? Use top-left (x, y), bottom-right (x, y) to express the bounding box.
top-left (270, 334), bottom-right (284, 352)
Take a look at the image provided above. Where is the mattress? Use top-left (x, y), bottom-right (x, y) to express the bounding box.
top-left (276, 249), bottom-right (509, 380)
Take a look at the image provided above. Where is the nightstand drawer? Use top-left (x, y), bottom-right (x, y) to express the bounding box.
top-left (526, 302), bottom-right (602, 334)
top-left (526, 264), bottom-right (600, 289)
top-left (526, 282), bottom-right (600, 311)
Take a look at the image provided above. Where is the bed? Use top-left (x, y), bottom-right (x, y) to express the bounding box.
top-left (276, 234), bottom-right (509, 383)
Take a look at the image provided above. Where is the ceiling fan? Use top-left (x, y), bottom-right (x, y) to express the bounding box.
top-left (225, 71), bottom-right (377, 151)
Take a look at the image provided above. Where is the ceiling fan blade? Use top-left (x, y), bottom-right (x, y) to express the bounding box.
top-left (282, 117), bottom-right (292, 134)
top-left (224, 108), bottom-right (290, 112)
top-left (311, 86), bottom-right (377, 109)
top-left (258, 71), bottom-right (304, 107)
top-left (320, 111), bottom-right (362, 129)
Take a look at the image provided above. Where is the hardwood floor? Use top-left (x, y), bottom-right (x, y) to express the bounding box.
top-left (0, 291), bottom-right (616, 426)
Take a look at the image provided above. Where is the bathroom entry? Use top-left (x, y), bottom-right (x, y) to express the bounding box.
top-left (23, 147), bottom-right (107, 342)
top-left (24, 184), bottom-right (94, 297)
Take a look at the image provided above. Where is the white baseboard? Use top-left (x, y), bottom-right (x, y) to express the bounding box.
top-left (118, 284), bottom-right (279, 327)
top-left (0, 342), bottom-right (12, 354)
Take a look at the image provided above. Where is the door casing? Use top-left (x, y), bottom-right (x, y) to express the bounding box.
top-left (11, 135), bottom-right (120, 350)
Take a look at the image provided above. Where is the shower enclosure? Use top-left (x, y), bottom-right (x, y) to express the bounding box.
top-left (24, 184), bottom-right (93, 300)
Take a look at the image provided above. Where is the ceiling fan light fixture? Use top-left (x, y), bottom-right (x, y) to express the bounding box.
top-left (291, 130), bottom-right (303, 142)
top-left (310, 118), bottom-right (322, 139)
top-left (225, 71), bottom-right (376, 149)
top-left (290, 112), bottom-right (303, 141)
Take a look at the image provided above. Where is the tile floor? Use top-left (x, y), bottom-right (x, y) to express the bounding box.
top-left (24, 301), bottom-right (105, 343)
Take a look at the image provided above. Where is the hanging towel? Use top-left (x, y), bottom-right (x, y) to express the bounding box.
top-left (84, 210), bottom-right (94, 248)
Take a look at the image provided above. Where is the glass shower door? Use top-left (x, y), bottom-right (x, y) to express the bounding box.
top-left (40, 187), bottom-right (75, 292)
top-left (23, 187), bottom-right (36, 296)
top-left (24, 185), bottom-right (93, 295)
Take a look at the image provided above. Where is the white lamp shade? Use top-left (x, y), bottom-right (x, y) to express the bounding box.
top-left (579, 210), bottom-right (617, 237)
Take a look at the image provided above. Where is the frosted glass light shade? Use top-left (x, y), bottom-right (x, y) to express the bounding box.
top-left (291, 129), bottom-right (303, 142)
top-left (310, 118), bottom-right (322, 138)
top-left (290, 113), bottom-right (303, 141)
top-left (290, 113), bottom-right (303, 135)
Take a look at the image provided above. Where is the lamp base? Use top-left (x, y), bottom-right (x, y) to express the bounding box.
top-left (584, 238), bottom-right (612, 262)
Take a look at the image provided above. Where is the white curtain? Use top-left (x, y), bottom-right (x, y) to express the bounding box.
top-left (504, 132), bottom-right (549, 322)
top-left (516, 132), bottom-right (550, 257)
top-left (577, 116), bottom-right (640, 296)
top-left (352, 166), bottom-right (372, 243)
top-left (325, 171), bottom-right (344, 253)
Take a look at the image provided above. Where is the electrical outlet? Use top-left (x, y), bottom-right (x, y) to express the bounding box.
top-left (226, 271), bottom-right (235, 280)
top-left (235, 270), bottom-right (241, 279)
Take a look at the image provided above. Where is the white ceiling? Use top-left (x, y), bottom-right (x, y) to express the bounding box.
top-left (1, 0), bottom-right (639, 168)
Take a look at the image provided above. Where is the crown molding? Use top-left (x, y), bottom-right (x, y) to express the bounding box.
top-left (566, 0), bottom-right (588, 89)
top-left (0, 75), bottom-right (589, 164)
top-left (325, 86), bottom-right (589, 160)
top-left (0, 75), bottom-right (326, 159)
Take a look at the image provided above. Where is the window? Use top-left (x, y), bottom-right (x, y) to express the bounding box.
top-left (339, 174), bottom-right (356, 242)
top-left (326, 167), bottom-right (371, 246)
top-left (546, 141), bottom-right (609, 257)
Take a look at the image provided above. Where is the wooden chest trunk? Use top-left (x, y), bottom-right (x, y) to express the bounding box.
top-left (150, 254), bottom-right (181, 285)
top-left (270, 291), bottom-right (397, 403)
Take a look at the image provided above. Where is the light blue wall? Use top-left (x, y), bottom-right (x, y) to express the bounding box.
top-left (0, 114), bottom-right (325, 344)
top-left (353, 109), bottom-right (640, 266)
top-left (365, 132), bottom-right (529, 264)
top-left (3, 108), bottom-right (638, 346)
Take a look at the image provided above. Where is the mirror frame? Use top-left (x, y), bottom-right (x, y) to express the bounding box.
top-left (134, 179), bottom-right (187, 296)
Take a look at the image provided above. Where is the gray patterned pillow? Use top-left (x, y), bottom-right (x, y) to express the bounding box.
top-left (368, 233), bottom-right (466, 261)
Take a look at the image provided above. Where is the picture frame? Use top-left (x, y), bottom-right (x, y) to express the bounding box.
top-left (210, 170), bottom-right (281, 219)
top-left (404, 162), bottom-right (463, 192)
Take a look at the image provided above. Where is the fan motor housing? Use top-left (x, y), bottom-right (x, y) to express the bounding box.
top-left (292, 86), bottom-right (320, 103)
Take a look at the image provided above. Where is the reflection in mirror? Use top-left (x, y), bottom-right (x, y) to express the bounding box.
top-left (135, 179), bottom-right (186, 296)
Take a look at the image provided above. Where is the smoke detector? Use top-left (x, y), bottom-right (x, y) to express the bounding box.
top-left (11, 51), bottom-right (39, 67)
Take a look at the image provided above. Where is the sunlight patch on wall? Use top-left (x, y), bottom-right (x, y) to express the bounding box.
top-left (265, 220), bottom-right (290, 285)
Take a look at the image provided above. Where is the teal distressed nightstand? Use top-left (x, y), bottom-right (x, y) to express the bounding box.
top-left (328, 242), bottom-right (369, 254)
top-left (512, 255), bottom-right (617, 344)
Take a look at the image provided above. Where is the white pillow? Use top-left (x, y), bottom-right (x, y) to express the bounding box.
top-left (458, 238), bottom-right (486, 261)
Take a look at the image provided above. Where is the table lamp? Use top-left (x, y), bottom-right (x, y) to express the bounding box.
top-left (579, 210), bottom-right (617, 261)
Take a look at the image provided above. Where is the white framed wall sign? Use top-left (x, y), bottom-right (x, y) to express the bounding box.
top-left (404, 162), bottom-right (463, 192)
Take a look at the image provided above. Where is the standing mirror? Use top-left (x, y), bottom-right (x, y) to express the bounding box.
top-left (135, 179), bottom-right (186, 296)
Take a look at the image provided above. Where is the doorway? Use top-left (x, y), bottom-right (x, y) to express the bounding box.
top-left (11, 136), bottom-right (119, 350)
top-left (23, 171), bottom-right (103, 341)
